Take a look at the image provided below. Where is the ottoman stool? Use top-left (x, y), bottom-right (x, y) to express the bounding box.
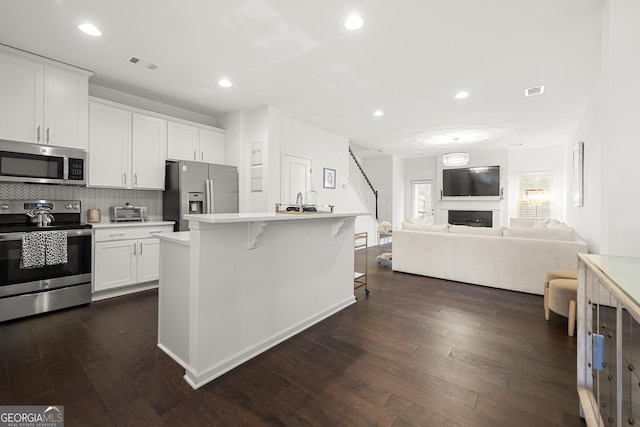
top-left (547, 278), bottom-right (578, 336)
top-left (544, 269), bottom-right (577, 320)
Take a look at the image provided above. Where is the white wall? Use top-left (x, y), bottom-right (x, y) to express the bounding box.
top-left (362, 156), bottom-right (394, 225)
top-left (567, 0), bottom-right (640, 257)
top-left (89, 85), bottom-right (216, 126)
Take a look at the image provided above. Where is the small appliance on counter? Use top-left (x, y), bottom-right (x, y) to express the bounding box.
top-left (275, 203), bottom-right (334, 214)
top-left (110, 204), bottom-right (147, 222)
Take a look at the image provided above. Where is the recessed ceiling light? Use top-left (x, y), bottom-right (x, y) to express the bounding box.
top-left (373, 110), bottom-right (384, 117)
top-left (454, 91), bottom-right (469, 99)
top-left (78, 23), bottom-right (102, 37)
top-left (344, 14), bottom-right (364, 30)
top-left (218, 79), bottom-right (232, 88)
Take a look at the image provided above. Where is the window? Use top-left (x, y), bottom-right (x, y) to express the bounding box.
top-left (516, 174), bottom-right (553, 218)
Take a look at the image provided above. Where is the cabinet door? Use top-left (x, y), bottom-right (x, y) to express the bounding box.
top-left (137, 238), bottom-right (160, 283)
top-left (131, 113), bottom-right (167, 189)
top-left (88, 102), bottom-right (131, 188)
top-left (199, 128), bottom-right (226, 164)
top-left (167, 121), bottom-right (199, 161)
top-left (43, 66), bottom-right (89, 149)
top-left (94, 240), bottom-right (137, 291)
top-left (0, 52), bottom-right (43, 143)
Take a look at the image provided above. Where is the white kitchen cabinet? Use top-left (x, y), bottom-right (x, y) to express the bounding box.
top-left (88, 102), bottom-right (131, 188)
top-left (88, 101), bottom-right (166, 190)
top-left (0, 46), bottom-right (90, 149)
top-left (167, 120), bottom-right (225, 164)
top-left (131, 113), bottom-right (167, 189)
top-left (199, 127), bottom-right (226, 164)
top-left (93, 224), bottom-right (173, 293)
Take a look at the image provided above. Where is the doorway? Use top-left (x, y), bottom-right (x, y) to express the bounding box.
top-left (410, 180), bottom-right (434, 223)
top-left (282, 154), bottom-right (311, 204)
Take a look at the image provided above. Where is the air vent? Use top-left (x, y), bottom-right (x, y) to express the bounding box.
top-left (525, 86), bottom-right (544, 97)
top-left (128, 56), bottom-right (159, 70)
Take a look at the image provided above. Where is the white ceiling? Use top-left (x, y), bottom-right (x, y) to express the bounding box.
top-left (0, 0), bottom-right (604, 158)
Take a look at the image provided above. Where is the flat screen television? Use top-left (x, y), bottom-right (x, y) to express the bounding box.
top-left (442, 166), bottom-right (500, 197)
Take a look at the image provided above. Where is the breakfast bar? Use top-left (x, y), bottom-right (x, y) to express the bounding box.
top-left (156, 211), bottom-right (362, 389)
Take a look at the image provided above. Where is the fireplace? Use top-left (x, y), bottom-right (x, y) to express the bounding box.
top-left (448, 210), bottom-right (493, 227)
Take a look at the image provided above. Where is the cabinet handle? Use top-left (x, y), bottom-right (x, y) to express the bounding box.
top-left (193, 150), bottom-right (197, 161)
top-left (134, 173), bottom-right (138, 186)
top-left (133, 242), bottom-right (137, 255)
top-left (123, 172), bottom-right (127, 185)
top-left (109, 233), bottom-right (126, 238)
top-left (46, 127), bottom-right (50, 144)
top-left (201, 152), bottom-right (204, 161)
top-left (139, 242), bottom-right (143, 254)
top-left (37, 126), bottom-right (41, 143)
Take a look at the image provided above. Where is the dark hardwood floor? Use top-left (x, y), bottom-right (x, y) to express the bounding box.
top-left (0, 248), bottom-right (585, 426)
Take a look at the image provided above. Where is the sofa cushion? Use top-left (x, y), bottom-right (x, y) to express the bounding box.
top-left (502, 227), bottom-right (576, 241)
top-left (547, 219), bottom-right (571, 229)
top-left (449, 225), bottom-right (503, 236)
top-left (401, 222), bottom-right (449, 233)
top-left (533, 218), bottom-right (550, 228)
top-left (510, 217), bottom-right (537, 228)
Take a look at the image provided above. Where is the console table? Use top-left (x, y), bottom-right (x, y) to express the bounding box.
top-left (577, 254), bottom-right (640, 426)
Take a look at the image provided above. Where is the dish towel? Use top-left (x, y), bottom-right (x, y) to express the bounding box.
top-left (20, 231), bottom-right (68, 269)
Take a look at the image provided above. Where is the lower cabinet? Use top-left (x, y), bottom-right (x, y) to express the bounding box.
top-left (93, 224), bottom-right (173, 293)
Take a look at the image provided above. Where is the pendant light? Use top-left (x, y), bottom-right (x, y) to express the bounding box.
top-left (443, 138), bottom-right (469, 167)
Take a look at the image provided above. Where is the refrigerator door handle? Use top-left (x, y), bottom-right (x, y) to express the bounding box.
top-left (205, 179), bottom-right (211, 214)
top-left (208, 179), bottom-right (215, 213)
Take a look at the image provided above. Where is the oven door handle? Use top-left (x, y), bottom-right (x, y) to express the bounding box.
top-left (0, 228), bottom-right (93, 241)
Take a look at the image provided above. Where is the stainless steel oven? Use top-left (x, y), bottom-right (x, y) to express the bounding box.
top-left (0, 200), bottom-right (92, 322)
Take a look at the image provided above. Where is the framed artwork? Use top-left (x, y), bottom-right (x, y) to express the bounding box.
top-left (572, 141), bottom-right (584, 206)
top-left (323, 168), bottom-right (336, 189)
top-left (251, 141), bottom-right (263, 166)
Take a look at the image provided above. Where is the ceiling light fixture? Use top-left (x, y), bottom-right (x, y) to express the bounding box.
top-left (373, 110), bottom-right (384, 117)
top-left (454, 91), bottom-right (469, 99)
top-left (78, 23), bottom-right (102, 37)
top-left (443, 138), bottom-right (469, 167)
top-left (218, 79), bottom-right (232, 88)
top-left (344, 14), bottom-right (364, 30)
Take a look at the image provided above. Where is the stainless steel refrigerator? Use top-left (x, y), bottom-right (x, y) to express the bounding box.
top-left (164, 161), bottom-right (239, 231)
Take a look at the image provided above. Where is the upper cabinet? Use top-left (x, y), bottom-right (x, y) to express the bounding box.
top-left (0, 46), bottom-right (91, 149)
top-left (88, 101), bottom-right (166, 190)
top-left (167, 120), bottom-right (225, 164)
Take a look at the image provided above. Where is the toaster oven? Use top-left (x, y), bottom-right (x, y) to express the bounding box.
top-left (110, 205), bottom-right (147, 222)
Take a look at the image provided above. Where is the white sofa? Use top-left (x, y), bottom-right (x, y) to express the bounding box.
top-left (391, 220), bottom-right (588, 295)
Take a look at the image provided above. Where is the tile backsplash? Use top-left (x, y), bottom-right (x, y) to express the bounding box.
top-left (0, 183), bottom-right (163, 223)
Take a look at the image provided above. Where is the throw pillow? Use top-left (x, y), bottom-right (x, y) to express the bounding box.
top-left (401, 222), bottom-right (449, 233)
top-left (502, 227), bottom-right (576, 241)
top-left (547, 219), bottom-right (570, 229)
top-left (449, 225), bottom-right (503, 236)
top-left (509, 217), bottom-right (537, 228)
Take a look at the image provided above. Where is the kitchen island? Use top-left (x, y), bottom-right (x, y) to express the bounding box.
top-left (156, 211), bottom-right (363, 389)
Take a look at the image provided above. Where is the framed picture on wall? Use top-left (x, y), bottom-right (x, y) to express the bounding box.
top-left (323, 168), bottom-right (336, 189)
top-left (573, 141), bottom-right (584, 206)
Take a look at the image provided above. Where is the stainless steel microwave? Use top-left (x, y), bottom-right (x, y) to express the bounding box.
top-left (0, 139), bottom-right (86, 185)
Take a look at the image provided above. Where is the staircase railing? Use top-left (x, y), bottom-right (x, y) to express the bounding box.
top-left (348, 148), bottom-right (378, 219)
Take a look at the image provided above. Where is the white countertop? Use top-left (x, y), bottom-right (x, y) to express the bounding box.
top-left (90, 221), bottom-right (174, 229)
top-left (184, 211), bottom-right (366, 224)
top-left (156, 231), bottom-right (191, 246)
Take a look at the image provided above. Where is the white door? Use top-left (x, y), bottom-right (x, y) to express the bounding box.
top-left (131, 113), bottom-right (167, 189)
top-left (282, 154), bottom-right (311, 204)
top-left (43, 66), bottom-right (88, 149)
top-left (0, 52), bottom-right (43, 143)
top-left (167, 121), bottom-right (199, 161)
top-left (411, 180), bottom-right (435, 223)
top-left (137, 238), bottom-right (160, 283)
top-left (94, 240), bottom-right (137, 291)
top-left (199, 128), bottom-right (226, 164)
top-left (88, 102), bottom-right (131, 188)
